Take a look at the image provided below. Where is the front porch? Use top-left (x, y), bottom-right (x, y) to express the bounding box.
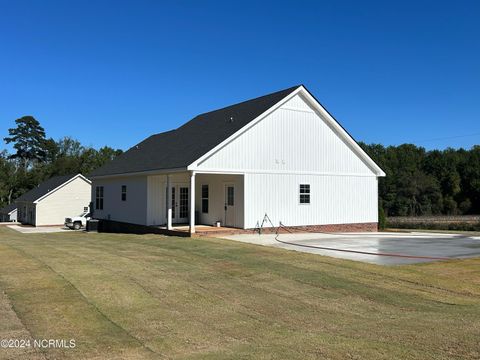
top-left (146, 172), bottom-right (245, 235)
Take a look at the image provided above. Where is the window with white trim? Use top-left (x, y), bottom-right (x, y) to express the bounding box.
top-left (95, 186), bottom-right (104, 210)
top-left (299, 184), bottom-right (310, 204)
top-left (201, 185), bottom-right (209, 213)
top-left (121, 185), bottom-right (127, 201)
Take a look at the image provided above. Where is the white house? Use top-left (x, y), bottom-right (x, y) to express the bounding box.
top-left (16, 174), bottom-right (91, 226)
top-left (0, 203), bottom-right (17, 222)
top-left (90, 85), bottom-right (385, 235)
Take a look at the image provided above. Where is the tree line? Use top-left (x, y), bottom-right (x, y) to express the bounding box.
top-left (0, 116), bottom-right (122, 207)
top-left (360, 143), bottom-right (480, 216)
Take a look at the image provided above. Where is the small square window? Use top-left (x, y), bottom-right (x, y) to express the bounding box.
top-left (299, 184), bottom-right (310, 204)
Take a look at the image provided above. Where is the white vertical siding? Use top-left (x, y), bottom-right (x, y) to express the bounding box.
top-left (35, 177), bottom-right (91, 226)
top-left (147, 175), bottom-right (166, 225)
top-left (145, 172), bottom-right (245, 228)
top-left (244, 173), bottom-right (378, 229)
top-left (196, 94), bottom-right (375, 175)
top-left (193, 93), bottom-right (379, 228)
top-left (146, 172), bottom-right (189, 226)
top-left (195, 174), bottom-right (244, 228)
top-left (92, 176), bottom-right (147, 225)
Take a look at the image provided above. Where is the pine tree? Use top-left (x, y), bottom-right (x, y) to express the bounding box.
top-left (4, 116), bottom-right (48, 169)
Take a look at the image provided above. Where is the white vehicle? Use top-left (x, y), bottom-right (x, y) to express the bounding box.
top-left (65, 209), bottom-right (91, 230)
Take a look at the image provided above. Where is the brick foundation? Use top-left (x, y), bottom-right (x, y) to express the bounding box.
top-left (90, 220), bottom-right (378, 237)
top-left (254, 222), bottom-right (378, 234)
top-left (194, 222), bottom-right (378, 236)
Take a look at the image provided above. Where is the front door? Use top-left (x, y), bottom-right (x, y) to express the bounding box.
top-left (178, 186), bottom-right (189, 222)
top-left (224, 184), bottom-right (235, 227)
top-left (166, 185), bottom-right (189, 223)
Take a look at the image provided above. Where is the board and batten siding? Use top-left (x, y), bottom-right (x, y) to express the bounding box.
top-left (146, 175), bottom-right (166, 226)
top-left (195, 174), bottom-right (244, 228)
top-left (195, 93), bottom-right (379, 229)
top-left (147, 172), bottom-right (186, 225)
top-left (93, 176), bottom-right (148, 225)
top-left (146, 172), bottom-right (190, 226)
top-left (146, 173), bottom-right (245, 227)
top-left (196, 94), bottom-right (375, 175)
top-left (244, 173), bottom-right (377, 229)
top-left (35, 177), bottom-right (91, 226)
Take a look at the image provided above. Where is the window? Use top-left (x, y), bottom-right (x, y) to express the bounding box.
top-left (227, 186), bottom-right (234, 206)
top-left (121, 185), bottom-right (127, 201)
top-left (201, 185), bottom-right (209, 213)
top-left (299, 184), bottom-right (310, 204)
top-left (95, 186), bottom-right (104, 210)
top-left (171, 187), bottom-right (175, 218)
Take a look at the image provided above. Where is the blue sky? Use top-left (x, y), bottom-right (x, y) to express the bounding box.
top-left (1, 0), bottom-right (479, 151)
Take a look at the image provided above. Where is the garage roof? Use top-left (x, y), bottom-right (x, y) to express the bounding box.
top-left (0, 203), bottom-right (17, 215)
top-left (15, 174), bottom-right (90, 203)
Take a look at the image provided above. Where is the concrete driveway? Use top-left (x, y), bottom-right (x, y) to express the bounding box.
top-left (7, 225), bottom-right (74, 234)
top-left (220, 231), bottom-right (480, 265)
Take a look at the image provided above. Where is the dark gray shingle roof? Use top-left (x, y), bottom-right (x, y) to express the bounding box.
top-left (0, 203), bottom-right (17, 214)
top-left (90, 85), bottom-right (301, 177)
top-left (15, 174), bottom-right (79, 203)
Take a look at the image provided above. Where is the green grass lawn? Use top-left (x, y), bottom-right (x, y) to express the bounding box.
top-left (0, 227), bottom-right (479, 359)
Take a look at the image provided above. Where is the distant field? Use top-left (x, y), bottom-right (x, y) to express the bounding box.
top-left (0, 226), bottom-right (479, 359)
top-left (389, 215), bottom-right (480, 224)
top-left (388, 215), bottom-right (480, 231)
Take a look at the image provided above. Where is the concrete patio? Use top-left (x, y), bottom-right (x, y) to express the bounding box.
top-left (219, 231), bottom-right (480, 265)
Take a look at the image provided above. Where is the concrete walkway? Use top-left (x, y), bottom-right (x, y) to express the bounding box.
top-left (220, 231), bottom-right (480, 265)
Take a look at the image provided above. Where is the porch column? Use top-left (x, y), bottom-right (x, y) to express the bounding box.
top-left (167, 174), bottom-right (172, 230)
top-left (189, 171), bottom-right (196, 234)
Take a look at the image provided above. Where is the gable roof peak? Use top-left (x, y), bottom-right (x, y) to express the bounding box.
top-left (90, 85), bottom-right (301, 177)
top-left (192, 85), bottom-right (302, 119)
top-left (15, 173), bottom-right (90, 203)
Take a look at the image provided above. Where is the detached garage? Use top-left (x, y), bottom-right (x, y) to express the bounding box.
top-left (0, 203), bottom-right (17, 222)
top-left (16, 174), bottom-right (91, 226)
